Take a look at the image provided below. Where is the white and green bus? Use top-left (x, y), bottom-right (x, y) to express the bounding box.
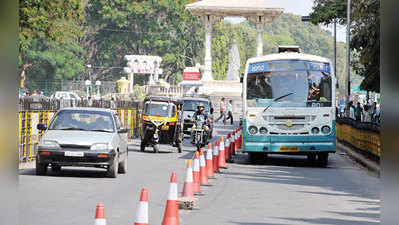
top-left (242, 46), bottom-right (336, 166)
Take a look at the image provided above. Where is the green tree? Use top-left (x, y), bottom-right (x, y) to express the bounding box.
top-left (19, 0), bottom-right (85, 92)
top-left (85, 0), bottom-right (203, 84)
top-left (309, 0), bottom-right (380, 92)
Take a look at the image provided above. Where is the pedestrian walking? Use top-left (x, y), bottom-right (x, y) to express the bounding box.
top-left (215, 97), bottom-right (226, 124)
top-left (362, 104), bottom-right (372, 122)
top-left (225, 99), bottom-right (234, 125)
top-left (355, 102), bottom-right (362, 121)
top-left (348, 101), bottom-right (355, 120)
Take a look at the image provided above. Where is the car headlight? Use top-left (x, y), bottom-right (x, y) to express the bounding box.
top-left (90, 143), bottom-right (110, 151)
top-left (38, 140), bottom-right (60, 149)
top-left (259, 127), bottom-right (268, 134)
top-left (321, 125), bottom-right (331, 134)
top-left (311, 127), bottom-right (320, 134)
top-left (248, 126), bottom-right (258, 135)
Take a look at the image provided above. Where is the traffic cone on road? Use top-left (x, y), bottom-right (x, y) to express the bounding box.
top-left (193, 152), bottom-right (201, 194)
top-left (239, 127), bottom-right (242, 149)
top-left (199, 148), bottom-right (209, 185)
top-left (218, 136), bottom-right (227, 168)
top-left (134, 188), bottom-right (149, 225)
top-left (234, 129), bottom-right (239, 154)
top-left (206, 143), bottom-right (215, 178)
top-left (162, 172), bottom-right (180, 225)
top-left (225, 134), bottom-right (231, 161)
top-left (213, 140), bottom-right (220, 173)
top-left (231, 131), bottom-right (236, 156)
top-left (94, 203), bottom-right (106, 225)
top-left (182, 160), bottom-right (194, 198)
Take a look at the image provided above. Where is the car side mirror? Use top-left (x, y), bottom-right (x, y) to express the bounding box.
top-left (37, 124), bottom-right (47, 131)
top-left (118, 127), bottom-right (128, 133)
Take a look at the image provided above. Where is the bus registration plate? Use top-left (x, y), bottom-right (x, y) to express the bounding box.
top-left (279, 146), bottom-right (299, 152)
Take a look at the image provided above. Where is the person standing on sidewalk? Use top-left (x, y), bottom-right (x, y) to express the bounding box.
top-left (215, 97), bottom-right (226, 125)
top-left (226, 99), bottom-right (234, 125)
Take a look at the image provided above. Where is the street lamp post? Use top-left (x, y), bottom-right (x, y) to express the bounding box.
top-left (85, 80), bottom-right (91, 99)
top-left (346, 0), bottom-right (351, 110)
top-left (95, 80), bottom-right (101, 98)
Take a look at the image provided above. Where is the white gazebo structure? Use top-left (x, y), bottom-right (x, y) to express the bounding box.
top-left (186, 0), bottom-right (283, 81)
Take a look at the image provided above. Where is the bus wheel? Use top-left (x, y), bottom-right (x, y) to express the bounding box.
top-left (248, 152), bottom-right (266, 164)
top-left (307, 153), bottom-right (316, 164)
top-left (317, 153), bottom-right (329, 167)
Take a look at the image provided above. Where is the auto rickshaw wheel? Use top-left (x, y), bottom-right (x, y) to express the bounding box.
top-left (153, 144), bottom-right (160, 153)
top-left (140, 141), bottom-right (146, 152)
top-left (177, 142), bottom-right (183, 153)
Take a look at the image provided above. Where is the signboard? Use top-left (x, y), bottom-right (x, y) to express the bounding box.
top-left (183, 67), bottom-right (200, 81)
top-left (248, 60), bottom-right (331, 74)
top-left (124, 55), bottom-right (163, 75)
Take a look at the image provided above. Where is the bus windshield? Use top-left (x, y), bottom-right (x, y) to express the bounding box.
top-left (246, 60), bottom-right (332, 108)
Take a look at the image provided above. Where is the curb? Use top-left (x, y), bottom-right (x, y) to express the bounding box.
top-left (337, 142), bottom-right (380, 175)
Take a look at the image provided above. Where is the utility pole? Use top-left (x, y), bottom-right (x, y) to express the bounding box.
top-left (346, 0), bottom-right (351, 110)
top-left (334, 19), bottom-right (337, 84)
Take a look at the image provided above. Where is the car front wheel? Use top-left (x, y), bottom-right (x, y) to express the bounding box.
top-left (106, 156), bottom-right (118, 178)
top-left (118, 156), bottom-right (128, 174)
top-left (36, 161), bottom-right (47, 176)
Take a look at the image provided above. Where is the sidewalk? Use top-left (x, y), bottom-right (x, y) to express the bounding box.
top-left (337, 141), bottom-right (380, 176)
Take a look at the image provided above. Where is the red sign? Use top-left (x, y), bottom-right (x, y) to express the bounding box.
top-left (183, 72), bottom-right (200, 81)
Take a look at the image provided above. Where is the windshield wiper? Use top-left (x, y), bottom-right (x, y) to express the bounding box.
top-left (58, 127), bottom-right (87, 131)
top-left (263, 92), bottom-right (295, 113)
top-left (90, 129), bottom-right (113, 133)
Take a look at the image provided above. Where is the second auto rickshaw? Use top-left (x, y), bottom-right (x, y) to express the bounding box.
top-left (140, 96), bottom-right (184, 153)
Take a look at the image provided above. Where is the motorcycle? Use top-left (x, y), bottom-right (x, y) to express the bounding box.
top-left (190, 114), bottom-right (208, 151)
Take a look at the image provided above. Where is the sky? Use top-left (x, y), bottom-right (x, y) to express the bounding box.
top-left (225, 0), bottom-right (346, 43)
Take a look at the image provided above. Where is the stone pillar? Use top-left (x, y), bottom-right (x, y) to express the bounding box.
top-left (201, 15), bottom-right (221, 81)
top-left (248, 15), bottom-right (270, 57)
top-left (256, 21), bottom-right (264, 57)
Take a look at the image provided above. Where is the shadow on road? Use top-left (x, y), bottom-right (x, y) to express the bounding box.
top-left (274, 216), bottom-right (379, 225)
top-left (19, 167), bottom-right (112, 178)
top-left (224, 153), bottom-right (380, 224)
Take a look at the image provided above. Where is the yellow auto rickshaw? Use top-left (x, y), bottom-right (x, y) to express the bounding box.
top-left (140, 96), bottom-right (184, 153)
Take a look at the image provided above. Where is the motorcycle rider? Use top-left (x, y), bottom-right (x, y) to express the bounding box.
top-left (190, 103), bottom-right (211, 145)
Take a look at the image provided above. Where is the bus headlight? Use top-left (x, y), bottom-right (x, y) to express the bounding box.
top-left (321, 125), bottom-right (331, 134)
top-left (311, 127), bottom-right (320, 134)
top-left (248, 126), bottom-right (258, 135)
top-left (259, 127), bottom-right (268, 134)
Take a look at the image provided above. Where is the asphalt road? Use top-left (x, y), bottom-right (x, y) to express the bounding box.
top-left (19, 123), bottom-right (380, 225)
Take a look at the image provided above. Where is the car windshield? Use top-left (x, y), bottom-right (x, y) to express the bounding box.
top-left (144, 102), bottom-right (176, 117)
top-left (183, 100), bottom-right (209, 112)
top-left (49, 110), bottom-right (115, 132)
top-left (247, 60), bottom-right (332, 108)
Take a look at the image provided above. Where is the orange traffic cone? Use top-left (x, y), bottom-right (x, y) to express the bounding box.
top-left (231, 131), bottom-right (236, 156)
top-left (134, 188), bottom-right (149, 225)
top-left (94, 203), bottom-right (106, 225)
top-left (225, 134), bottom-right (230, 160)
top-left (182, 160), bottom-right (194, 198)
top-left (199, 148), bottom-right (209, 185)
top-left (234, 129), bottom-right (238, 154)
top-left (213, 140), bottom-right (220, 173)
top-left (206, 143), bottom-right (215, 178)
top-left (239, 127), bottom-right (242, 148)
top-left (192, 152), bottom-right (201, 194)
top-left (218, 136), bottom-right (227, 168)
top-left (162, 172), bottom-right (180, 225)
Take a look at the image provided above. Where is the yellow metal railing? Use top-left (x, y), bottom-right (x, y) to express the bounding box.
top-left (336, 121), bottom-right (380, 158)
